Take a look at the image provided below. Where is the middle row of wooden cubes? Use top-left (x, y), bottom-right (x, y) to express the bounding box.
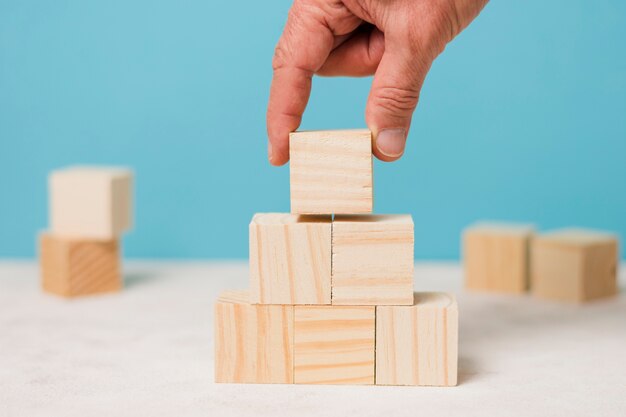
top-left (249, 213), bottom-right (414, 305)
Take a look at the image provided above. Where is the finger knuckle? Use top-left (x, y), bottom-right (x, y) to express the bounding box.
top-left (418, 3), bottom-right (461, 48)
top-left (391, 3), bottom-right (459, 61)
top-left (272, 42), bottom-right (290, 71)
top-left (272, 1), bottom-right (309, 71)
top-left (431, 2), bottom-right (461, 42)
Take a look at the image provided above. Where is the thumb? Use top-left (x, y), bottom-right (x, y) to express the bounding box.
top-left (366, 44), bottom-right (432, 162)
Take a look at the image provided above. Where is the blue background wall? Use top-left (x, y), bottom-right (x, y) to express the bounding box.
top-left (1, 0), bottom-right (625, 259)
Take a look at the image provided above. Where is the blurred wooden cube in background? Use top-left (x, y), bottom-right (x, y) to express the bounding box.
top-left (531, 228), bottom-right (618, 303)
top-left (463, 222), bottom-right (535, 293)
top-left (39, 232), bottom-right (121, 297)
top-left (49, 166), bottom-right (133, 239)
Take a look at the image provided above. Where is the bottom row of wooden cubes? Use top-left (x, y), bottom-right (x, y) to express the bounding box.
top-left (214, 290), bottom-right (458, 386)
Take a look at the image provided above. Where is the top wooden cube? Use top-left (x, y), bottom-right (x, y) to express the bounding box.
top-left (289, 129), bottom-right (373, 215)
top-left (49, 166), bottom-right (133, 239)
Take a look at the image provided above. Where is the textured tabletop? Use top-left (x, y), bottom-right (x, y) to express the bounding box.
top-left (1, 261), bottom-right (625, 417)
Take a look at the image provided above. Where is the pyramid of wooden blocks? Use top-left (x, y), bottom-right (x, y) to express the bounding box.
top-left (531, 228), bottom-right (618, 302)
top-left (463, 222), bottom-right (535, 293)
top-left (289, 129), bottom-right (373, 214)
top-left (39, 166), bottom-right (133, 298)
top-left (215, 129), bottom-right (458, 386)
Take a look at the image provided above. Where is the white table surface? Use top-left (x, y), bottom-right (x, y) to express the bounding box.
top-left (0, 261), bottom-right (625, 417)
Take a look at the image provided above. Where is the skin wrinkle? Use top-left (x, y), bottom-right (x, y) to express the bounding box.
top-left (371, 86), bottom-right (420, 116)
top-left (267, 0), bottom-right (488, 165)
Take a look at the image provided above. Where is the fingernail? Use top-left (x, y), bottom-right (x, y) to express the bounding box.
top-left (376, 128), bottom-right (407, 158)
top-left (268, 141), bottom-right (273, 162)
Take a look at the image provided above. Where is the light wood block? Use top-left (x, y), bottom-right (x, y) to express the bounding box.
top-left (39, 232), bottom-right (121, 297)
top-left (332, 214), bottom-right (414, 305)
top-left (289, 129), bottom-right (373, 215)
top-left (294, 305), bottom-right (375, 385)
top-left (463, 222), bottom-right (534, 293)
top-left (376, 292), bottom-right (458, 386)
top-left (531, 228), bottom-right (618, 302)
top-left (249, 213), bottom-right (331, 305)
top-left (214, 290), bottom-right (294, 384)
top-left (50, 166), bottom-right (133, 239)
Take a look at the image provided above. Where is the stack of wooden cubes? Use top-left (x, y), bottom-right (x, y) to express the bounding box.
top-left (215, 130), bottom-right (458, 386)
top-left (39, 166), bottom-right (133, 298)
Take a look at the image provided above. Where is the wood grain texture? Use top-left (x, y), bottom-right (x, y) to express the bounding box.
top-left (531, 228), bottom-right (618, 302)
top-left (463, 222), bottom-right (534, 293)
top-left (376, 292), bottom-right (458, 386)
top-left (215, 290), bottom-right (294, 384)
top-left (332, 214), bottom-right (414, 305)
top-left (39, 232), bottom-right (121, 297)
top-left (249, 213), bottom-right (331, 305)
top-left (289, 129), bottom-right (373, 215)
top-left (49, 166), bottom-right (133, 239)
top-left (294, 305), bottom-right (375, 385)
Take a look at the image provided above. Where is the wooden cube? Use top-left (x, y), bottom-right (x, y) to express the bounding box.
top-left (214, 290), bottom-right (294, 384)
top-left (39, 232), bottom-right (122, 297)
top-left (249, 213), bottom-right (331, 305)
top-left (50, 166), bottom-right (133, 239)
top-left (332, 214), bottom-right (414, 305)
top-left (463, 222), bottom-right (534, 293)
top-left (289, 129), bottom-right (373, 215)
top-left (531, 228), bottom-right (618, 302)
top-left (294, 305), bottom-right (375, 384)
top-left (376, 292), bottom-right (458, 386)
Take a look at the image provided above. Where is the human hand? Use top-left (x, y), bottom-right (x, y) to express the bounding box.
top-left (267, 0), bottom-right (488, 165)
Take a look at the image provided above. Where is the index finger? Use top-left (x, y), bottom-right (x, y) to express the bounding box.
top-left (266, 3), bottom-right (336, 166)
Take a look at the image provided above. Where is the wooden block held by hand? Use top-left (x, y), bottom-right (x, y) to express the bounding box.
top-left (531, 228), bottom-right (618, 303)
top-left (50, 166), bottom-right (133, 239)
top-left (289, 129), bottom-right (373, 214)
top-left (250, 213), bottom-right (331, 305)
top-left (39, 232), bottom-right (122, 297)
top-left (294, 305), bottom-right (375, 385)
top-left (332, 214), bottom-right (414, 305)
top-left (463, 222), bottom-right (534, 293)
top-left (376, 292), bottom-right (458, 386)
top-left (214, 290), bottom-right (294, 384)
